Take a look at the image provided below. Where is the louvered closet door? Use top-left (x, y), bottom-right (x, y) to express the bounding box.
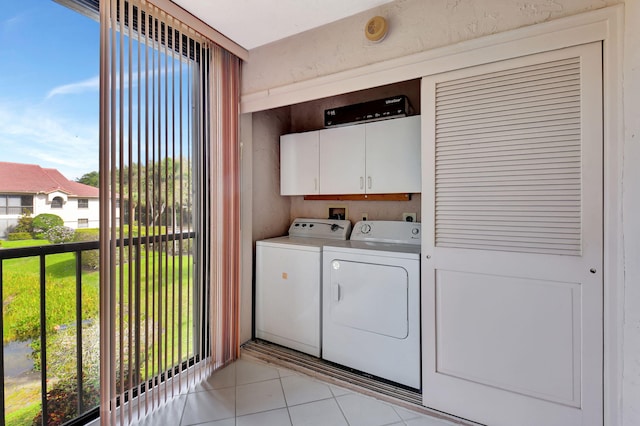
top-left (421, 42), bottom-right (602, 426)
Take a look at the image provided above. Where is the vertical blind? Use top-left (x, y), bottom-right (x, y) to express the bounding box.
top-left (99, 0), bottom-right (241, 424)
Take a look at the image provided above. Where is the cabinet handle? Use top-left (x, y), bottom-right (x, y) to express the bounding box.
top-left (360, 177), bottom-right (364, 190)
top-left (367, 176), bottom-right (372, 189)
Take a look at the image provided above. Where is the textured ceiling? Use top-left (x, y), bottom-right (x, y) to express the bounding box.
top-left (171, 0), bottom-right (394, 50)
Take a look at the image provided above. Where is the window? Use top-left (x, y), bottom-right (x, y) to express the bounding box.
top-left (51, 196), bottom-right (63, 208)
top-left (99, 1), bottom-right (241, 423)
top-left (78, 218), bottom-right (89, 228)
top-left (0, 194), bottom-right (33, 215)
top-left (78, 198), bottom-right (89, 208)
top-left (20, 195), bottom-right (33, 214)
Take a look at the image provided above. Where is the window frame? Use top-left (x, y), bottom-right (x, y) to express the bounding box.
top-left (51, 196), bottom-right (64, 209)
top-left (0, 194), bottom-right (34, 215)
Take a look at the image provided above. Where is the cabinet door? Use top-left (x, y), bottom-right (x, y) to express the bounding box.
top-left (365, 115), bottom-right (421, 193)
top-left (280, 131), bottom-right (319, 195)
top-left (319, 124), bottom-right (366, 194)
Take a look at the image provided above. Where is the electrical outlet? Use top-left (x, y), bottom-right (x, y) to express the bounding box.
top-left (361, 213), bottom-right (368, 221)
top-left (328, 206), bottom-right (347, 220)
top-left (402, 212), bottom-right (417, 222)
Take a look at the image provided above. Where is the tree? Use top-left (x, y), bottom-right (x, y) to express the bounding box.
top-left (14, 213), bottom-right (34, 234)
top-left (116, 159), bottom-right (193, 227)
top-left (76, 171), bottom-right (99, 187)
top-left (74, 161), bottom-right (194, 227)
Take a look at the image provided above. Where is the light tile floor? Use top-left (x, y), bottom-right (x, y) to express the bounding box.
top-left (131, 355), bottom-right (462, 426)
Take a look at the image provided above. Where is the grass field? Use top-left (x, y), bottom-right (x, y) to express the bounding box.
top-left (1, 238), bottom-right (196, 425)
top-left (1, 240), bottom-right (100, 342)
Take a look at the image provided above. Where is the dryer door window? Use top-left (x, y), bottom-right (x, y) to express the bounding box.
top-left (328, 260), bottom-right (409, 339)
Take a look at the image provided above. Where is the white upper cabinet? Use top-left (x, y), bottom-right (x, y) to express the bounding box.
top-left (281, 115), bottom-right (421, 195)
top-left (319, 124), bottom-right (366, 194)
top-left (365, 115), bottom-right (421, 194)
top-left (280, 131), bottom-right (320, 195)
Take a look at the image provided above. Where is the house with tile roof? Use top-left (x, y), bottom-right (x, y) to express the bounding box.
top-left (0, 161), bottom-right (100, 238)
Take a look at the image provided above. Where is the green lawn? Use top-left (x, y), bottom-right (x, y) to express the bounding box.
top-left (1, 240), bottom-right (100, 342)
top-left (1, 238), bottom-right (195, 425)
top-left (5, 401), bottom-right (40, 426)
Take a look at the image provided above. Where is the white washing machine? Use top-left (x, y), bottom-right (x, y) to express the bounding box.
top-left (255, 218), bottom-right (351, 357)
top-left (322, 221), bottom-right (421, 389)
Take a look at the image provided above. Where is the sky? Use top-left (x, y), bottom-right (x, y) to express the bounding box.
top-left (0, 0), bottom-right (99, 181)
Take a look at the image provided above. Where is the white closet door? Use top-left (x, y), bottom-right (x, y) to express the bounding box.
top-left (421, 42), bottom-right (602, 426)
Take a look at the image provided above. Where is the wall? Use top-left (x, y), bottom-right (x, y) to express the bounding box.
top-left (289, 79), bottom-right (420, 132)
top-left (243, 81), bottom-right (422, 341)
top-left (0, 218), bottom-right (16, 238)
top-left (289, 196), bottom-right (421, 225)
top-left (250, 78), bottom-right (423, 227)
top-left (251, 107), bottom-right (291, 242)
top-left (241, 2), bottom-right (639, 424)
top-left (244, 106), bottom-right (291, 342)
top-left (287, 78), bottom-right (422, 223)
top-left (0, 195), bottom-right (100, 237)
top-left (33, 194), bottom-right (99, 229)
top-left (71, 197), bottom-right (100, 228)
top-left (622, 1), bottom-right (640, 423)
top-left (243, 0), bottom-right (619, 96)
top-left (239, 113), bottom-right (254, 343)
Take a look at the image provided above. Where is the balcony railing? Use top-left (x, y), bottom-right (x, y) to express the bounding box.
top-left (0, 231), bottom-right (196, 426)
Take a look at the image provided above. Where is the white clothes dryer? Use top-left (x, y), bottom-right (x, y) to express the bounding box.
top-left (322, 221), bottom-right (421, 389)
top-left (255, 218), bottom-right (351, 357)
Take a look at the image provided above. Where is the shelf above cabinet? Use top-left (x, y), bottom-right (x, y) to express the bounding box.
top-left (303, 193), bottom-right (412, 201)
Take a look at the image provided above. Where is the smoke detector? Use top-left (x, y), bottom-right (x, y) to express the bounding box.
top-left (365, 16), bottom-right (388, 42)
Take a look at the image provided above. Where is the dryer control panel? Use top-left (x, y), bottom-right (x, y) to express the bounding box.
top-left (350, 220), bottom-right (421, 245)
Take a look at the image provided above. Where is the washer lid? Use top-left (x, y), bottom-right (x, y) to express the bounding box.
top-left (256, 236), bottom-right (324, 250)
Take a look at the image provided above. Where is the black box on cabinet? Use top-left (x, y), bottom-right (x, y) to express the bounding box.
top-left (324, 95), bottom-right (413, 127)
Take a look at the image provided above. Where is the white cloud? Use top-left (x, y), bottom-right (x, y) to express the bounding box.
top-left (44, 72), bottom-right (147, 100)
top-left (0, 102), bottom-right (98, 180)
top-left (43, 65), bottom-right (183, 101)
top-left (1, 15), bottom-right (23, 34)
top-left (45, 75), bottom-right (100, 99)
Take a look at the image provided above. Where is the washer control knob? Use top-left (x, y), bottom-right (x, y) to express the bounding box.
top-left (412, 228), bottom-right (420, 235)
top-left (360, 223), bottom-right (371, 234)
